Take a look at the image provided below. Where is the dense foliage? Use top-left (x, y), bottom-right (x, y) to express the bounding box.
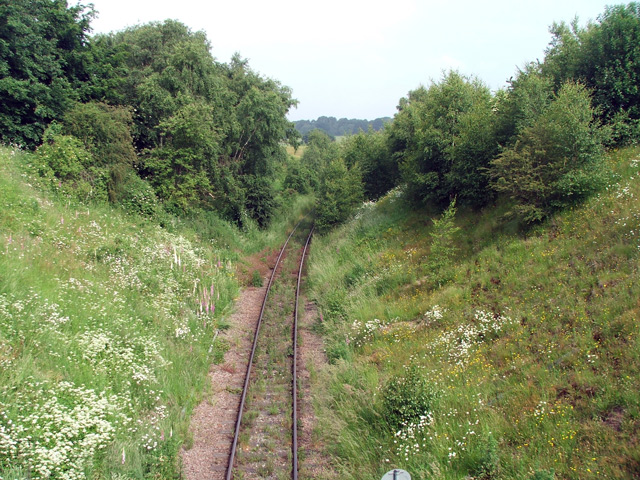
top-left (491, 81), bottom-right (608, 222)
top-left (340, 128), bottom-right (397, 200)
top-left (0, 0), bottom-right (95, 148)
top-left (543, 3), bottom-right (640, 144)
top-left (388, 71), bottom-right (498, 209)
top-left (1, 6), bottom-right (297, 227)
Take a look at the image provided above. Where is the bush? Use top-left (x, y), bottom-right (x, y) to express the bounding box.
top-left (381, 365), bottom-right (437, 430)
top-left (315, 159), bottom-right (363, 233)
top-left (33, 131), bottom-right (110, 202)
top-left (389, 71), bottom-right (497, 208)
top-left (490, 82), bottom-right (608, 222)
top-left (427, 199), bottom-right (461, 286)
top-left (251, 269), bottom-right (263, 287)
top-left (117, 171), bottom-right (160, 218)
top-left (35, 132), bottom-right (91, 181)
top-left (283, 159), bottom-right (310, 194)
top-left (326, 340), bottom-right (351, 364)
top-left (62, 102), bottom-right (137, 168)
top-left (469, 433), bottom-right (500, 479)
top-left (243, 174), bottom-right (279, 228)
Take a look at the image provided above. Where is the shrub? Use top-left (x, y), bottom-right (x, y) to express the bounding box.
top-left (326, 340), bottom-right (351, 364)
top-left (243, 174), bottom-right (279, 228)
top-left (315, 159), bottom-right (363, 233)
top-left (490, 82), bottom-right (608, 222)
top-left (117, 171), bottom-right (160, 218)
top-left (469, 433), bottom-right (500, 479)
top-left (390, 71), bottom-right (497, 208)
top-left (426, 199), bottom-right (461, 286)
top-left (33, 131), bottom-right (110, 202)
top-left (251, 269), bottom-right (263, 287)
top-left (283, 159), bottom-right (310, 194)
top-left (35, 132), bottom-right (91, 181)
top-left (62, 102), bottom-right (137, 168)
top-left (381, 365), bottom-right (437, 430)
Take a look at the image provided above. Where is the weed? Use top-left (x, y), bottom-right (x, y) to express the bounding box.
top-left (251, 269), bottom-right (263, 287)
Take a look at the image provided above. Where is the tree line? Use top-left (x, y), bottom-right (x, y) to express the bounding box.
top-left (0, 0), bottom-right (298, 226)
top-left (293, 116), bottom-right (391, 139)
top-left (1, 1), bottom-right (639, 232)
top-left (303, 3), bottom-right (640, 230)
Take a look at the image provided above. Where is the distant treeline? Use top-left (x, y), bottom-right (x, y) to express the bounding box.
top-left (293, 116), bottom-right (391, 139)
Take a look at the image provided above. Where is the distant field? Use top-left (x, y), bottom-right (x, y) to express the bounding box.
top-left (286, 144), bottom-right (305, 158)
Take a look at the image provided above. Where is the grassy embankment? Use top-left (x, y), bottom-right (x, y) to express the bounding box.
top-left (307, 146), bottom-right (640, 479)
top-left (0, 145), bottom-right (311, 479)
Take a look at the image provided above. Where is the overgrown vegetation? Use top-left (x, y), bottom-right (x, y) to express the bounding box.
top-left (0, 147), bottom-right (308, 478)
top-left (2, 1), bottom-right (640, 478)
top-left (307, 146), bottom-right (640, 479)
top-left (1, 3), bottom-right (298, 227)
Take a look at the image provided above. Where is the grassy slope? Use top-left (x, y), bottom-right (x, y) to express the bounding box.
top-left (0, 146), bottom-right (245, 479)
top-left (307, 147), bottom-right (640, 479)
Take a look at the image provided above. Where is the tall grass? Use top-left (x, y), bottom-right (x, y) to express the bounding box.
top-left (0, 146), bottom-right (244, 478)
top-left (307, 147), bottom-right (640, 479)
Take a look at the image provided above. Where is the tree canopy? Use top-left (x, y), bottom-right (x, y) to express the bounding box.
top-left (0, 0), bottom-right (95, 148)
top-left (1, 5), bottom-right (298, 227)
top-left (1, 1), bottom-right (639, 229)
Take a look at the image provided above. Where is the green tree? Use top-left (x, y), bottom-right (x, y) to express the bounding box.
top-left (222, 54), bottom-right (298, 178)
top-left (283, 157), bottom-right (311, 194)
top-left (0, 0), bottom-right (95, 148)
top-left (60, 101), bottom-right (139, 203)
top-left (340, 128), bottom-right (397, 200)
top-left (542, 4), bottom-right (640, 144)
top-left (315, 159), bottom-right (363, 232)
top-left (494, 64), bottom-right (555, 147)
top-left (144, 101), bottom-right (221, 214)
top-left (101, 21), bottom-right (297, 225)
top-left (301, 130), bottom-right (339, 190)
top-left (580, 3), bottom-right (640, 143)
top-left (242, 174), bottom-right (279, 228)
top-left (105, 20), bottom-right (222, 151)
top-left (388, 71), bottom-right (497, 208)
top-left (62, 102), bottom-right (136, 166)
top-left (490, 82), bottom-right (607, 222)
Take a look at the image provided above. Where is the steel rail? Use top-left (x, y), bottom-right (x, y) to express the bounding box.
top-left (292, 225), bottom-right (314, 480)
top-left (225, 221), bottom-right (301, 480)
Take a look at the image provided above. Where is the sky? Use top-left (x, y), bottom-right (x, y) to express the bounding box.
top-left (85, 0), bottom-right (615, 121)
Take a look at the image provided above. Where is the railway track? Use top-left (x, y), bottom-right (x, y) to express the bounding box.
top-left (224, 219), bottom-right (314, 479)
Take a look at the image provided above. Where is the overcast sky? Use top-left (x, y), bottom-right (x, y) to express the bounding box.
top-left (86, 0), bottom-right (615, 121)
